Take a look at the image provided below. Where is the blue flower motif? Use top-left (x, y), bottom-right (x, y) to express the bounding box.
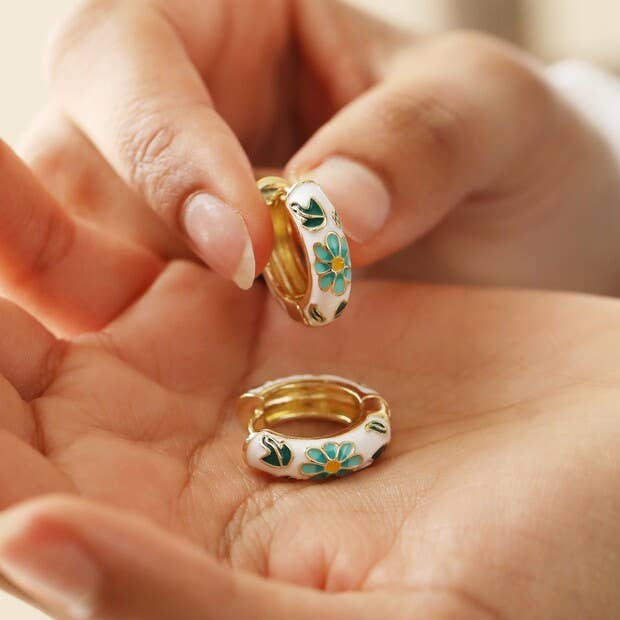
top-left (300, 441), bottom-right (362, 480)
top-left (313, 232), bottom-right (351, 296)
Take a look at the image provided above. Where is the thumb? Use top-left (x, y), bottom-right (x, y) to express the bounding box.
top-left (0, 496), bottom-right (407, 620)
top-left (286, 33), bottom-right (555, 267)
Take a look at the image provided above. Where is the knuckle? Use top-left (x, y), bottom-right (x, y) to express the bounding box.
top-left (117, 108), bottom-right (183, 218)
top-left (376, 87), bottom-right (468, 173)
top-left (0, 140), bottom-right (75, 285)
top-left (439, 30), bottom-right (552, 109)
top-left (25, 208), bottom-right (76, 283)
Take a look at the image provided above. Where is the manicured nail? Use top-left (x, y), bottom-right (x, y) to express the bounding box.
top-left (308, 157), bottom-right (391, 244)
top-left (0, 510), bottom-right (99, 619)
top-left (183, 193), bottom-right (256, 290)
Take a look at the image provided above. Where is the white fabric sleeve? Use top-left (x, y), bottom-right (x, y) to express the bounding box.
top-left (546, 59), bottom-right (620, 157)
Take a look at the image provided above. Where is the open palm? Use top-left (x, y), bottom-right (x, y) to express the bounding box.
top-left (0, 139), bottom-right (619, 618)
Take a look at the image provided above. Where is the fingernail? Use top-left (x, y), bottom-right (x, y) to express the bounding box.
top-left (0, 509), bottom-right (99, 619)
top-left (183, 193), bottom-right (256, 290)
top-left (307, 157), bottom-right (391, 244)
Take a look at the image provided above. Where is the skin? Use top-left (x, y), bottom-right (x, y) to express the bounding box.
top-left (0, 1), bottom-right (619, 617)
top-left (2, 250), bottom-right (620, 619)
top-left (0, 143), bottom-right (618, 618)
top-left (19, 0), bottom-right (620, 294)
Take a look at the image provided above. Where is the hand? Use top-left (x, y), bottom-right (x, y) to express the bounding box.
top-left (21, 0), bottom-right (620, 294)
top-left (0, 142), bottom-right (618, 618)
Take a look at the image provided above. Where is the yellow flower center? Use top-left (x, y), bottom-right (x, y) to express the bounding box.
top-left (331, 256), bottom-right (345, 273)
top-left (325, 460), bottom-right (341, 474)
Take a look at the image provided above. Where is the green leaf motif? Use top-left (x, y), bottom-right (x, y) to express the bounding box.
top-left (291, 198), bottom-right (326, 230)
top-left (308, 304), bottom-right (325, 324)
top-left (365, 419), bottom-right (388, 435)
top-left (260, 435), bottom-right (292, 468)
top-left (334, 301), bottom-right (348, 319)
top-left (372, 445), bottom-right (386, 461)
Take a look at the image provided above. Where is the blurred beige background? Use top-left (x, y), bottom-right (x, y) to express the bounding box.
top-left (0, 0), bottom-right (619, 618)
top-left (2, 0), bottom-right (620, 147)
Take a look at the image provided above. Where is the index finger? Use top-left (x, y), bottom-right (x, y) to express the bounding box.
top-left (48, 0), bottom-right (273, 289)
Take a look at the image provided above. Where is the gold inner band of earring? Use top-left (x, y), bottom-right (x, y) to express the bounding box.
top-left (249, 380), bottom-right (363, 434)
top-left (258, 177), bottom-right (308, 305)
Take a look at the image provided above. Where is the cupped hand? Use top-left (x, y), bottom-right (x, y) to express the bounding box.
top-left (21, 0), bottom-right (620, 295)
top-left (0, 141), bottom-right (619, 619)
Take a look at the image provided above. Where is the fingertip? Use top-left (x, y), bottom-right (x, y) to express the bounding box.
top-left (182, 192), bottom-right (260, 290)
top-left (0, 495), bottom-right (100, 620)
top-left (232, 236), bottom-right (256, 290)
top-left (0, 495), bottom-right (82, 538)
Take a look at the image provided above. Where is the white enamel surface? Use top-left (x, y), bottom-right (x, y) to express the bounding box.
top-left (285, 181), bottom-right (351, 325)
top-left (244, 375), bottom-right (390, 480)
